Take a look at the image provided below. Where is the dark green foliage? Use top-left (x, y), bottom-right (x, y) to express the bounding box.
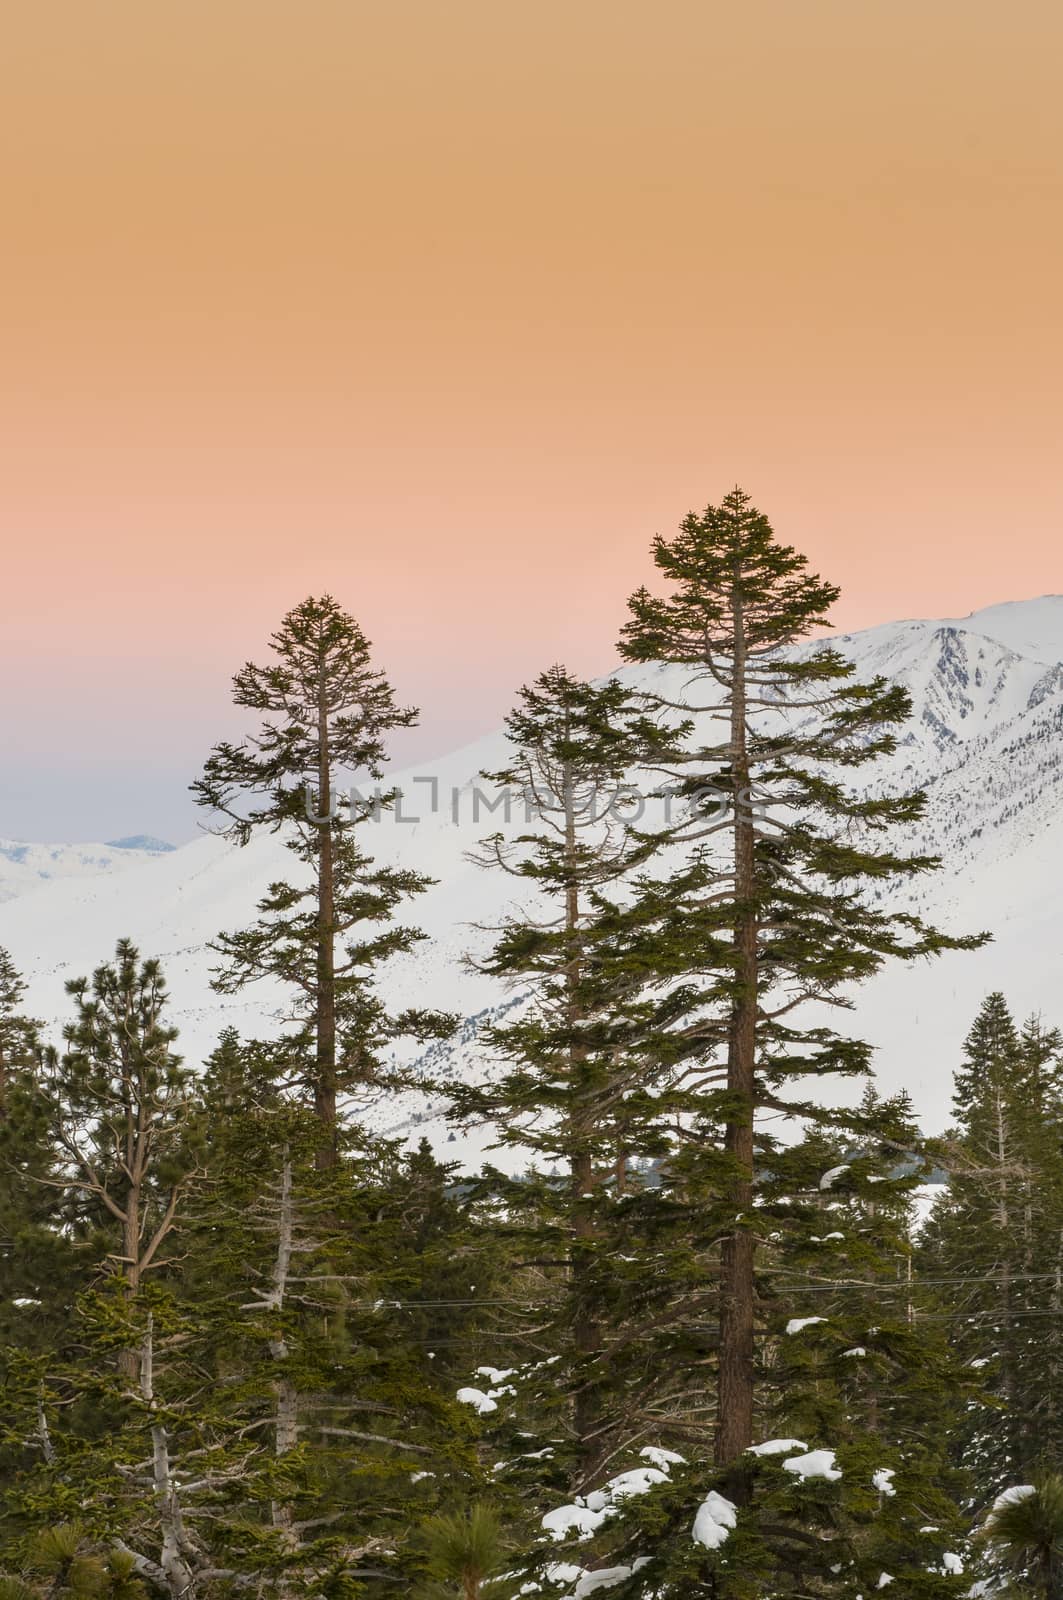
top-left (616, 487), bottom-right (985, 1470)
top-left (1, 540), bottom-right (1053, 1595)
top-left (0, 950), bottom-right (37, 1094)
top-left (0, 1523), bottom-right (146, 1598)
top-left (0, 951), bottom-right (90, 1354)
top-left (980, 1475), bottom-right (1063, 1599)
top-left (617, 488), bottom-right (986, 1115)
top-left (413, 1503), bottom-right (510, 1599)
top-left (155, 1035), bottom-right (506, 1594)
top-left (0, 992), bottom-right (505, 1593)
top-left (519, 1089), bottom-right (973, 1597)
top-left (192, 594), bottom-right (454, 1161)
top-left (449, 666), bottom-right (709, 1492)
top-left (469, 488), bottom-right (986, 1593)
top-left (921, 994), bottom-right (1063, 1495)
top-left (0, 949), bottom-right (220, 1590)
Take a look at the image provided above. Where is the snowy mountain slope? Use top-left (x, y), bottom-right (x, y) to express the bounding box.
top-left (941, 595), bottom-right (1063, 664)
top-left (0, 836), bottom-right (174, 907)
top-left (1, 594), bottom-right (1061, 1157)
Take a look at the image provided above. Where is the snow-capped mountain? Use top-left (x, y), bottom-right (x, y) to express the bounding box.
top-left (0, 836), bottom-right (174, 907)
top-left (1, 595), bottom-right (1061, 1158)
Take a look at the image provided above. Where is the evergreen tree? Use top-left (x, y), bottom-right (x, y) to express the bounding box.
top-left (413, 1503), bottom-right (510, 1599)
top-left (449, 666), bottom-right (699, 1492)
top-left (2, 1007), bottom-right (496, 1593)
top-left (174, 1034), bottom-right (500, 1593)
top-left (6, 506), bottom-right (1057, 1592)
top-left (35, 941), bottom-right (199, 1379)
top-left (192, 594), bottom-right (453, 1165)
top-left (0, 954), bottom-right (93, 1531)
top-left (0, 947), bottom-right (226, 1595)
top-left (980, 1475), bottom-right (1063, 1600)
top-left (921, 994), bottom-right (1063, 1493)
top-left (188, 597), bottom-right (481, 1588)
top-left (0, 951), bottom-right (86, 1354)
top-left (0, 1523), bottom-right (146, 1598)
top-left (0, 950), bottom-right (37, 1105)
top-left (519, 1088), bottom-right (973, 1599)
top-left (617, 486), bottom-right (984, 1470)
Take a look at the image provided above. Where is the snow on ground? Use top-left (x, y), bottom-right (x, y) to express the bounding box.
top-left (2, 595), bottom-right (1063, 1160)
top-left (0, 836), bottom-right (173, 906)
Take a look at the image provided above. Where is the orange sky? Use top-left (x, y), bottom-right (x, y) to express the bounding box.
top-left (2, 0), bottom-right (1061, 838)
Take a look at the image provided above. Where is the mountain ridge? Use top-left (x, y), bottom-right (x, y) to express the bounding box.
top-left (1, 594), bottom-right (1061, 1159)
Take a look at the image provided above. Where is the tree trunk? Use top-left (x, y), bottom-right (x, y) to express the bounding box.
top-left (562, 759), bottom-right (602, 1484)
top-left (142, 1315), bottom-right (198, 1598)
top-left (994, 1090), bottom-right (1017, 1471)
top-left (1052, 1228), bottom-right (1063, 1440)
top-left (315, 659), bottom-right (338, 1168)
top-left (269, 1153), bottom-right (299, 1542)
top-left (117, 1154), bottom-right (143, 1382)
top-left (716, 580), bottom-right (758, 1468)
top-left (572, 1143), bottom-right (601, 1482)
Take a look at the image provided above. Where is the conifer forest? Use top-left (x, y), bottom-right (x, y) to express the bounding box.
top-left (4, 491), bottom-right (1063, 1600)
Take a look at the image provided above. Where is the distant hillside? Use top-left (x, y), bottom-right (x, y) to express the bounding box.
top-left (105, 835), bottom-right (176, 853)
top-left (0, 837), bottom-right (175, 906)
top-left (1, 595), bottom-right (1062, 1166)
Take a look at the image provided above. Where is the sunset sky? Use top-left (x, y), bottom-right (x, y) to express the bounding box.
top-left (3, 0), bottom-right (1061, 840)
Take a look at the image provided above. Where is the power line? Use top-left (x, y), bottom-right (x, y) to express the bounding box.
top-left (332, 1270), bottom-right (1063, 1314)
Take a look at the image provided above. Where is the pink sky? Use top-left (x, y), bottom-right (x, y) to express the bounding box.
top-left (2, 1), bottom-right (1061, 839)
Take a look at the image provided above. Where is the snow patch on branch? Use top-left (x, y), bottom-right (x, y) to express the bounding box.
top-left (692, 1490), bottom-right (738, 1550)
top-left (786, 1316), bottom-right (827, 1334)
top-left (819, 1164), bottom-right (850, 1189)
top-left (990, 1484), bottom-right (1035, 1514)
top-left (455, 1386), bottom-right (499, 1415)
top-left (782, 1448), bottom-right (842, 1481)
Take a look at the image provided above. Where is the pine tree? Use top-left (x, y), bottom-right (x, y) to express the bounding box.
top-left (618, 486), bottom-right (985, 1470)
top-left (0, 955), bottom-right (94, 1540)
top-left (1019, 1013), bottom-right (1063, 1452)
top-left (0, 950), bottom-right (37, 1105)
top-left (521, 1088), bottom-right (974, 1599)
top-left (921, 994), bottom-right (1063, 1494)
top-left (0, 950), bottom-right (85, 1355)
top-left (980, 1475), bottom-right (1063, 1599)
top-left (750, 1087), bottom-right (973, 1592)
top-left (192, 594), bottom-right (453, 1166)
top-left (188, 597), bottom-right (486, 1587)
top-left (0, 1523), bottom-right (146, 1598)
top-left (154, 1034), bottom-right (503, 1593)
top-left (0, 947), bottom-right (238, 1595)
top-left (413, 1503), bottom-right (509, 1599)
top-left (1, 1008), bottom-right (497, 1593)
top-left (35, 941), bottom-right (199, 1379)
top-left (448, 666), bottom-right (700, 1491)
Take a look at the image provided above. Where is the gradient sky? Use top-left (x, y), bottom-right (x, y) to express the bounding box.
top-left (2, 0), bottom-right (1061, 840)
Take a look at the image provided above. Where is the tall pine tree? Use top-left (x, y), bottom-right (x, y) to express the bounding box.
top-left (449, 665), bottom-right (684, 1489)
top-left (922, 993), bottom-right (1063, 1495)
top-left (618, 486), bottom-right (984, 1469)
top-left (192, 594), bottom-right (452, 1165)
